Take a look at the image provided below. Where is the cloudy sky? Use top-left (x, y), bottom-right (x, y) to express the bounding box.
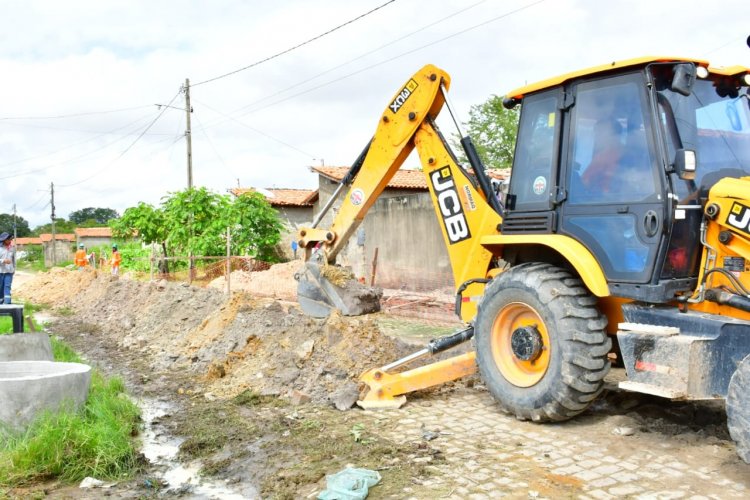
top-left (1, 0), bottom-right (748, 228)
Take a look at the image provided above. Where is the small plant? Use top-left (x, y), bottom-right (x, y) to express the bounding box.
top-left (55, 306), bottom-right (75, 317)
top-left (350, 423), bottom-right (375, 445)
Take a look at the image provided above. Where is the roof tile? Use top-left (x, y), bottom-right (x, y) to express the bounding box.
top-left (75, 227), bottom-right (112, 237)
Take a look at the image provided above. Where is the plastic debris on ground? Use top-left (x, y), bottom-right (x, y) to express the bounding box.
top-left (317, 467), bottom-right (382, 500)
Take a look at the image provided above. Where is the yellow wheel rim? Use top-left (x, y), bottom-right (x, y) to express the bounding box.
top-left (490, 302), bottom-right (551, 388)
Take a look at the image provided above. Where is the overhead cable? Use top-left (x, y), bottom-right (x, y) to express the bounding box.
top-left (192, 0), bottom-right (396, 87)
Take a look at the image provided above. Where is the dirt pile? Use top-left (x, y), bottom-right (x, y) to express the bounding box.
top-left (16, 269), bottom-right (411, 407)
top-left (208, 261), bottom-right (300, 300)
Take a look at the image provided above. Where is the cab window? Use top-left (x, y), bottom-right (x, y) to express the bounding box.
top-left (567, 76), bottom-right (658, 205)
top-left (509, 91), bottom-right (558, 211)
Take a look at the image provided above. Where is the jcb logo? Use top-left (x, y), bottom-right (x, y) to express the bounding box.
top-left (430, 167), bottom-right (471, 244)
top-left (389, 79), bottom-right (418, 113)
top-left (727, 202), bottom-right (750, 235)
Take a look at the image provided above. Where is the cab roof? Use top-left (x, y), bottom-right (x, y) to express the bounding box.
top-left (505, 56), bottom-right (749, 100)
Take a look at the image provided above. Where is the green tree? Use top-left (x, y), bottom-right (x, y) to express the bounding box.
top-left (110, 202), bottom-right (169, 272)
top-left (113, 188), bottom-right (284, 265)
top-left (453, 94), bottom-right (520, 170)
top-left (33, 218), bottom-right (76, 235)
top-left (69, 207), bottom-right (120, 225)
top-left (229, 192), bottom-right (284, 261)
top-left (0, 213), bottom-right (31, 237)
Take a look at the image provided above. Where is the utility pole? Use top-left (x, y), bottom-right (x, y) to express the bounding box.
top-left (184, 78), bottom-right (193, 188)
top-left (183, 78), bottom-right (195, 281)
top-left (50, 182), bottom-right (57, 266)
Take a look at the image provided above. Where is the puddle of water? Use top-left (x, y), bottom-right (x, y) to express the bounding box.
top-left (139, 398), bottom-right (259, 499)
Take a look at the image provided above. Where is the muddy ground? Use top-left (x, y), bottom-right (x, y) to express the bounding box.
top-left (9, 267), bottom-right (750, 498)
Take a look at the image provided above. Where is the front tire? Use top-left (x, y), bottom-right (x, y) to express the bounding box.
top-left (727, 354), bottom-right (750, 463)
top-left (475, 263), bottom-right (611, 422)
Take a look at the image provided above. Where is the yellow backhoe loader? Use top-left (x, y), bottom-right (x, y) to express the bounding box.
top-left (295, 57), bottom-right (750, 462)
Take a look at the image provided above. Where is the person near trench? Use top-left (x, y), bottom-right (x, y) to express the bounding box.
top-left (75, 243), bottom-right (89, 270)
top-left (0, 232), bottom-right (16, 304)
top-left (110, 244), bottom-right (122, 276)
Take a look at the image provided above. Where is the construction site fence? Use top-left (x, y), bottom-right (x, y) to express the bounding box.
top-left (118, 255), bottom-right (274, 288)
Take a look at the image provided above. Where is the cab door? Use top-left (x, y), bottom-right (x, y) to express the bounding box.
top-left (560, 73), bottom-right (666, 284)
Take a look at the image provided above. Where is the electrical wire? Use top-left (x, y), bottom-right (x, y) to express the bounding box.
top-left (193, 98), bottom-right (316, 157)
top-left (197, 0), bottom-right (491, 130)
top-left (0, 111), bottom-right (158, 170)
top-left (0, 112), bottom-right (161, 180)
top-left (57, 89), bottom-right (182, 188)
top-left (23, 193), bottom-right (48, 212)
top-left (198, 0), bottom-right (546, 131)
top-left (192, 112), bottom-right (237, 179)
top-left (0, 104), bottom-right (153, 121)
top-left (192, 0), bottom-right (396, 87)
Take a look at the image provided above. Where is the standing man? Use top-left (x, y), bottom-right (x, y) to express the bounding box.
top-left (75, 243), bottom-right (88, 270)
top-left (110, 244), bottom-right (122, 276)
top-left (0, 232), bottom-right (16, 304)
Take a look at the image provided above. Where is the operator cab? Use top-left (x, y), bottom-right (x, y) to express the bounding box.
top-left (501, 57), bottom-right (750, 302)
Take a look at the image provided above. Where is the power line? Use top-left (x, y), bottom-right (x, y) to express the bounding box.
top-left (193, 98), bottom-right (315, 157)
top-left (192, 112), bottom-right (237, 179)
top-left (0, 104), bottom-right (153, 121)
top-left (197, 0), bottom-right (490, 130)
top-left (192, 0), bottom-right (397, 87)
top-left (197, 0), bottom-right (544, 132)
top-left (57, 89), bottom-right (182, 188)
top-left (0, 111), bottom-right (158, 170)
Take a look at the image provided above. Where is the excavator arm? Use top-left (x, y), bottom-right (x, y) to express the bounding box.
top-left (296, 64), bottom-right (503, 320)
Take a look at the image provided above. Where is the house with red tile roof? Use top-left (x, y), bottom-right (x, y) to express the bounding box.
top-left (14, 237), bottom-right (43, 247)
top-left (75, 227), bottom-right (113, 248)
top-left (38, 234), bottom-right (76, 266)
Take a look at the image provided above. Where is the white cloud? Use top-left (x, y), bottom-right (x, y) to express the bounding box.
top-left (1, 0), bottom-right (748, 227)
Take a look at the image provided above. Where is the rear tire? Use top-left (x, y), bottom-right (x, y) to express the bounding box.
top-left (475, 263), bottom-right (611, 422)
top-left (727, 354), bottom-right (750, 463)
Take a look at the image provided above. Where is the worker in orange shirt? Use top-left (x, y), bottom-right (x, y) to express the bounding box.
top-left (110, 244), bottom-right (122, 276)
top-left (74, 243), bottom-right (88, 270)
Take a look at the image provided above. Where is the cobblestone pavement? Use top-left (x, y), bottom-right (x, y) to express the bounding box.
top-left (368, 386), bottom-right (749, 499)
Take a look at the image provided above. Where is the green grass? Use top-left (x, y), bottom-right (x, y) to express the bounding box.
top-left (0, 337), bottom-right (142, 487)
top-left (0, 302), bottom-right (43, 334)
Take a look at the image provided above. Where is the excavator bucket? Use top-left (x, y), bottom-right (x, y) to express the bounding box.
top-left (295, 261), bottom-right (382, 318)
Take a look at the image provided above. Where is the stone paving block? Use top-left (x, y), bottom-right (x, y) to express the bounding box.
top-left (591, 464), bottom-right (621, 475)
top-left (666, 461), bottom-right (689, 470)
top-left (619, 461), bottom-right (639, 471)
top-left (660, 467), bottom-right (685, 478)
top-left (468, 493), bottom-right (490, 500)
top-left (583, 450), bottom-right (605, 459)
top-left (636, 491), bottom-right (686, 499)
top-left (589, 477), bottom-right (618, 488)
top-left (573, 469), bottom-right (602, 481)
top-left (608, 483), bottom-right (644, 496)
top-left (552, 457), bottom-right (575, 467)
top-left (588, 489), bottom-right (617, 499)
top-left (610, 471), bottom-right (640, 483)
top-left (551, 464), bottom-right (584, 475)
top-left (577, 459), bottom-right (603, 469)
top-left (509, 481), bottom-right (528, 489)
top-left (470, 472), bottom-right (491, 482)
top-left (638, 470), bottom-right (660, 480)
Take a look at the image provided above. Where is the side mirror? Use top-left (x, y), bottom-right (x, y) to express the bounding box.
top-left (671, 63), bottom-right (697, 97)
top-left (673, 149), bottom-right (697, 180)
